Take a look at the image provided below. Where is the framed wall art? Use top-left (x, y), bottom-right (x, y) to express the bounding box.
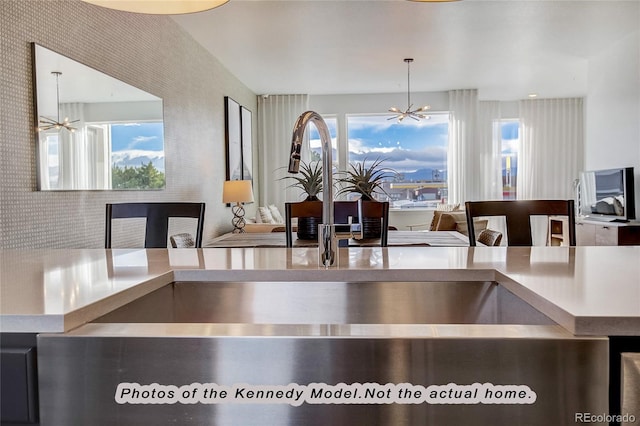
top-left (224, 96), bottom-right (242, 181)
top-left (240, 106), bottom-right (253, 182)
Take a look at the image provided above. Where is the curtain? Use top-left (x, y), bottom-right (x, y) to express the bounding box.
top-left (58, 103), bottom-right (86, 189)
top-left (475, 101), bottom-right (503, 201)
top-left (57, 103), bottom-right (112, 190)
top-left (447, 89), bottom-right (478, 205)
top-left (518, 97), bottom-right (584, 244)
top-left (257, 94), bottom-right (309, 211)
top-left (475, 101), bottom-right (506, 238)
top-left (518, 98), bottom-right (584, 199)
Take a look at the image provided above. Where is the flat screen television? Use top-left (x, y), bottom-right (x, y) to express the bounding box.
top-left (579, 167), bottom-right (635, 222)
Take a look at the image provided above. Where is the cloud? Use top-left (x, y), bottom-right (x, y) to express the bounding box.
top-left (348, 145), bottom-right (447, 173)
top-left (127, 135), bottom-right (158, 150)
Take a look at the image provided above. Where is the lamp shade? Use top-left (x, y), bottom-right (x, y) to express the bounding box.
top-left (223, 180), bottom-right (254, 204)
top-left (80, 0), bottom-right (229, 15)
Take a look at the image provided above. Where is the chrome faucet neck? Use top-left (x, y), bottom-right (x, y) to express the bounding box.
top-left (289, 111), bottom-right (334, 228)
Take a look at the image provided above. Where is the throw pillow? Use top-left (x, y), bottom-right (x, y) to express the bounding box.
top-left (435, 211), bottom-right (467, 231)
top-left (430, 206), bottom-right (462, 230)
top-left (268, 204), bottom-right (284, 224)
top-left (257, 206), bottom-right (275, 224)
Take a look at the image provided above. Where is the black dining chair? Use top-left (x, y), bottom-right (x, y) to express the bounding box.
top-left (284, 201), bottom-right (323, 247)
top-left (105, 202), bottom-right (205, 248)
top-left (465, 200), bottom-right (575, 246)
top-left (334, 200), bottom-right (390, 246)
top-left (284, 200), bottom-right (390, 247)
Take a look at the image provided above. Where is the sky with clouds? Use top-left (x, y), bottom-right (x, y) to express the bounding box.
top-left (110, 122), bottom-right (165, 171)
top-left (111, 122), bottom-right (164, 152)
top-left (309, 113), bottom-right (519, 180)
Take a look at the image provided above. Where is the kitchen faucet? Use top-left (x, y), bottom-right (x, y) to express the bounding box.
top-left (288, 111), bottom-right (362, 267)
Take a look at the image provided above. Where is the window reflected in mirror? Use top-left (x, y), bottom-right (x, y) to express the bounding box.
top-left (32, 44), bottom-right (165, 190)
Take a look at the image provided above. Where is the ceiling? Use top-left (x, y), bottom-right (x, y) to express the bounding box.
top-left (172, 0), bottom-right (639, 101)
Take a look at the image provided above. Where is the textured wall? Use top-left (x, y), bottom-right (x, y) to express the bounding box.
top-left (0, 0), bottom-right (257, 248)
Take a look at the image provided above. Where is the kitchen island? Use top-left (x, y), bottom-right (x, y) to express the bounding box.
top-left (1, 246), bottom-right (639, 425)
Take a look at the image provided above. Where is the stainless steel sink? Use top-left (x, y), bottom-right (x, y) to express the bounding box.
top-left (93, 280), bottom-right (556, 325)
top-left (37, 280), bottom-right (608, 426)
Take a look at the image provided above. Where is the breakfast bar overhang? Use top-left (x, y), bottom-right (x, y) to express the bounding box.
top-left (1, 246), bottom-right (639, 425)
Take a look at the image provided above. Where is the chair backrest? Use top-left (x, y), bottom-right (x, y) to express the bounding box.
top-left (477, 229), bottom-right (503, 246)
top-left (285, 201), bottom-right (323, 247)
top-left (465, 200), bottom-right (575, 247)
top-left (106, 202), bottom-right (205, 248)
top-left (169, 233), bottom-right (196, 248)
top-left (284, 200), bottom-right (390, 247)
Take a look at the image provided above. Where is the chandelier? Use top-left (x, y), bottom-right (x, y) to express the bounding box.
top-left (38, 72), bottom-right (78, 133)
top-left (80, 0), bottom-right (229, 14)
top-left (388, 58), bottom-right (431, 122)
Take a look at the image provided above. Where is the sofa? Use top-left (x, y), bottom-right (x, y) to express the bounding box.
top-left (244, 205), bottom-right (290, 233)
top-left (430, 209), bottom-right (488, 237)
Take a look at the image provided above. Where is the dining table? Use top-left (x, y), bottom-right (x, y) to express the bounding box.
top-left (205, 230), bottom-right (473, 248)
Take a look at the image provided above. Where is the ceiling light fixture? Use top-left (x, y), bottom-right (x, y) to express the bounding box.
top-left (408, 0), bottom-right (461, 2)
top-left (80, 0), bottom-right (229, 15)
top-left (389, 58), bottom-right (431, 122)
top-left (38, 72), bottom-right (78, 133)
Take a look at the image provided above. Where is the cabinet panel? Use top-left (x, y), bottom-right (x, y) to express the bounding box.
top-left (595, 225), bottom-right (618, 246)
top-left (576, 222), bottom-right (596, 246)
top-left (577, 220), bottom-right (640, 246)
top-left (0, 333), bottom-right (39, 424)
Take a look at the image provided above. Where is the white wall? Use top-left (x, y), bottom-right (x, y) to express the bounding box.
top-left (585, 28), bottom-right (640, 218)
top-left (0, 0), bottom-right (256, 248)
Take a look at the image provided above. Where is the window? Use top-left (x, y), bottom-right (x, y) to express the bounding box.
top-left (108, 122), bottom-right (165, 189)
top-left (307, 115), bottom-right (337, 165)
top-left (500, 120), bottom-right (519, 200)
top-left (345, 113), bottom-right (449, 207)
top-left (38, 120), bottom-right (164, 190)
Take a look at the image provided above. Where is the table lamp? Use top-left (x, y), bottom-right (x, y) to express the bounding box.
top-left (223, 180), bottom-right (254, 233)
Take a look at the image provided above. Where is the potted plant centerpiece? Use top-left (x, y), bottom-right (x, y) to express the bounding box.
top-left (280, 160), bottom-right (323, 240)
top-left (336, 157), bottom-right (395, 238)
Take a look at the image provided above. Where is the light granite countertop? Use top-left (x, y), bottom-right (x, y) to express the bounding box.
top-left (1, 246), bottom-right (639, 336)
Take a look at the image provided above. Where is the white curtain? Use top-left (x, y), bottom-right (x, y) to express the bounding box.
top-left (518, 98), bottom-right (584, 199)
top-left (39, 103), bottom-right (112, 190)
top-left (474, 101), bottom-right (506, 239)
top-left (518, 97), bottom-right (584, 244)
top-left (257, 94), bottom-right (310, 210)
top-left (58, 103), bottom-right (86, 189)
top-left (447, 89), bottom-right (478, 205)
top-left (475, 101), bottom-right (503, 201)
top-left (85, 124), bottom-right (111, 189)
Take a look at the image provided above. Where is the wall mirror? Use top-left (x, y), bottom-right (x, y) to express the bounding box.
top-left (32, 43), bottom-right (165, 190)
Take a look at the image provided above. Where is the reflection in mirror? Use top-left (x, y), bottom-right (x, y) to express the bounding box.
top-left (32, 43), bottom-right (165, 190)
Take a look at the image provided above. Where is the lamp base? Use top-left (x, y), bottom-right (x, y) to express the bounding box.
top-left (231, 203), bottom-right (246, 233)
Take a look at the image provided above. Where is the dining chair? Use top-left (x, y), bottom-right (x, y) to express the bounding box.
top-left (334, 200), bottom-right (390, 246)
top-left (284, 201), bottom-right (323, 247)
top-left (464, 200), bottom-right (575, 247)
top-left (105, 202), bottom-right (205, 248)
top-left (284, 200), bottom-right (390, 247)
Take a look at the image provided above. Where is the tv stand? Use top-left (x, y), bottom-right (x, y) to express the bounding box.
top-left (584, 215), bottom-right (629, 223)
top-left (576, 218), bottom-right (640, 246)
